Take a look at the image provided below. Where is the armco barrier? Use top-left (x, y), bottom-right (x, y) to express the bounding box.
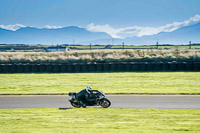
top-left (132, 63), bottom-right (140, 71)
top-left (154, 63), bottom-right (162, 71)
top-left (178, 62), bottom-right (186, 71)
top-left (185, 63), bottom-right (193, 71)
top-left (116, 63), bottom-right (124, 71)
top-left (46, 65), bottom-right (53, 72)
top-left (67, 64), bottom-right (74, 72)
top-left (103, 63), bottom-right (110, 71)
top-left (81, 64), bottom-right (88, 72)
top-left (0, 62), bottom-right (199, 73)
top-left (53, 65), bottom-right (61, 73)
top-left (169, 63), bottom-right (177, 71)
top-left (60, 65), bottom-right (67, 72)
top-left (194, 62), bottom-right (200, 71)
top-left (88, 63), bottom-right (96, 72)
top-left (74, 64), bottom-right (81, 72)
top-left (147, 63), bottom-right (154, 71)
top-left (140, 63), bottom-right (147, 71)
top-left (110, 63), bottom-right (117, 71)
top-left (162, 63), bottom-right (169, 70)
top-left (125, 63), bottom-right (131, 71)
top-left (97, 63), bottom-right (103, 71)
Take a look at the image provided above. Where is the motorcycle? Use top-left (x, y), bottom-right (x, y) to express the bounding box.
top-left (68, 90), bottom-right (111, 108)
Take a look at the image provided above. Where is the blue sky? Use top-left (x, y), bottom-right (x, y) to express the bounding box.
top-left (0, 0), bottom-right (200, 38)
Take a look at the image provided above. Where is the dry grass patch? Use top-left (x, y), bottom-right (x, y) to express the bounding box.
top-left (0, 49), bottom-right (200, 63)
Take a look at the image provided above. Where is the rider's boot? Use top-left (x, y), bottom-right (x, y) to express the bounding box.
top-left (80, 101), bottom-right (86, 108)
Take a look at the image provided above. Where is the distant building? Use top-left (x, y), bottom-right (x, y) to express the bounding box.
top-left (44, 46), bottom-right (69, 52)
top-left (0, 48), bottom-right (12, 52)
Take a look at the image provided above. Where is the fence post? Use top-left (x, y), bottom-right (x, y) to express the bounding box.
top-left (90, 43), bottom-right (92, 50)
top-left (189, 41), bottom-right (192, 49)
top-left (122, 42), bottom-right (125, 50)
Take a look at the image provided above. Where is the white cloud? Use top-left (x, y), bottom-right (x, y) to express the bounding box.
top-left (0, 24), bottom-right (26, 31)
top-left (86, 14), bottom-right (200, 38)
top-left (44, 25), bottom-right (63, 29)
top-left (1, 14), bottom-right (200, 38)
top-left (86, 23), bottom-right (123, 38)
top-left (0, 24), bottom-right (64, 30)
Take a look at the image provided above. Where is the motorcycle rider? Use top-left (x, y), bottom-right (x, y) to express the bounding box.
top-left (76, 86), bottom-right (96, 108)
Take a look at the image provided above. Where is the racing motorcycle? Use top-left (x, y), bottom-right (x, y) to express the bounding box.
top-left (68, 90), bottom-right (111, 108)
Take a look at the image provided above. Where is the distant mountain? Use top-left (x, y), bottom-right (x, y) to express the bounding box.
top-left (87, 22), bottom-right (200, 45)
top-left (0, 23), bottom-right (200, 45)
top-left (155, 22), bottom-right (200, 44)
top-left (129, 22), bottom-right (200, 45)
top-left (0, 26), bottom-right (111, 44)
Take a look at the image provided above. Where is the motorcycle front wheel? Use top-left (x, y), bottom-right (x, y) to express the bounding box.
top-left (100, 98), bottom-right (111, 108)
top-left (70, 101), bottom-right (81, 108)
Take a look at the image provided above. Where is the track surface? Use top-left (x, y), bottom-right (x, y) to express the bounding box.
top-left (0, 95), bottom-right (200, 110)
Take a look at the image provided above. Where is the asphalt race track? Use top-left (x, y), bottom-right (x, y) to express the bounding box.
top-left (0, 95), bottom-right (200, 110)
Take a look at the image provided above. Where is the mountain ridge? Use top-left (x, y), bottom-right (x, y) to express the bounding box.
top-left (88, 22), bottom-right (200, 45)
top-left (0, 23), bottom-right (200, 45)
top-left (0, 26), bottom-right (111, 44)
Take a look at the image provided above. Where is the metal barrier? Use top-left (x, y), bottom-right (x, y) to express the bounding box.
top-left (0, 62), bottom-right (199, 73)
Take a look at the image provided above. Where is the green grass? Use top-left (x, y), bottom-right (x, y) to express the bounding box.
top-left (68, 45), bottom-right (105, 49)
top-left (0, 108), bottom-right (200, 133)
top-left (0, 72), bottom-right (200, 94)
top-left (78, 45), bottom-right (200, 49)
top-left (67, 45), bottom-right (200, 49)
top-left (111, 45), bottom-right (157, 49)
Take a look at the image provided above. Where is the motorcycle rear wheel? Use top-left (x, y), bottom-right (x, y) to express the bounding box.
top-left (100, 98), bottom-right (111, 108)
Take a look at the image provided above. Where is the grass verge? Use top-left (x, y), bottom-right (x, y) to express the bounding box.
top-left (0, 108), bottom-right (200, 133)
top-left (0, 72), bottom-right (200, 95)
